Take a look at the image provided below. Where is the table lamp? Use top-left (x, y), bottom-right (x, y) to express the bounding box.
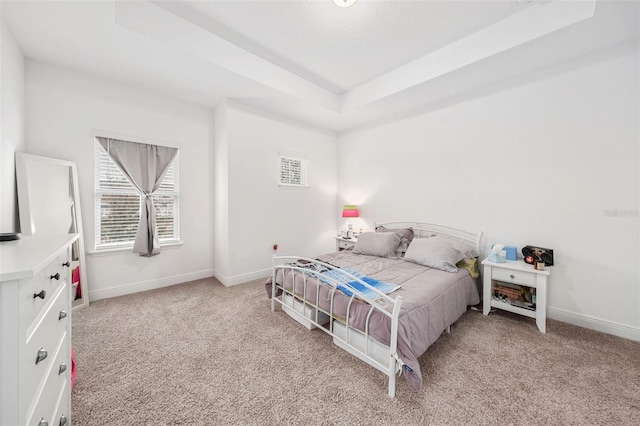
top-left (341, 205), bottom-right (359, 239)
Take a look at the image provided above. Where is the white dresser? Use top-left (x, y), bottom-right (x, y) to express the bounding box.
top-left (1, 234), bottom-right (78, 426)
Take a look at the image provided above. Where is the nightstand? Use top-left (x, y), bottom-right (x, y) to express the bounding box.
top-left (482, 258), bottom-right (551, 333)
top-left (336, 236), bottom-right (357, 251)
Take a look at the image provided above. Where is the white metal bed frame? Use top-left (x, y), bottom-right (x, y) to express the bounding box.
top-left (270, 222), bottom-right (482, 397)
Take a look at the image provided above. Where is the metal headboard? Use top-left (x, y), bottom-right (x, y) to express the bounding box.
top-left (374, 222), bottom-right (483, 254)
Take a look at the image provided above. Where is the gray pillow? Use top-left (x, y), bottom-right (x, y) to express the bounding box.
top-left (352, 232), bottom-right (402, 258)
top-left (375, 225), bottom-right (414, 257)
top-left (375, 225), bottom-right (414, 243)
top-left (404, 236), bottom-right (479, 273)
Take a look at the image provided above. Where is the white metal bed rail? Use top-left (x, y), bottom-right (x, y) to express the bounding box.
top-left (270, 255), bottom-right (404, 397)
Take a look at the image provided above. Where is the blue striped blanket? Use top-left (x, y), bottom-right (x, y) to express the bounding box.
top-left (319, 268), bottom-right (401, 301)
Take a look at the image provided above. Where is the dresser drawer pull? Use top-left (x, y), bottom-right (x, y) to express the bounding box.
top-left (59, 362), bottom-right (67, 375)
top-left (510, 274), bottom-right (515, 279)
top-left (59, 310), bottom-right (68, 320)
top-left (50, 272), bottom-right (61, 280)
top-left (38, 418), bottom-right (48, 426)
top-left (59, 415), bottom-right (68, 426)
top-left (34, 290), bottom-right (46, 299)
top-left (36, 348), bottom-right (48, 365)
top-left (62, 261), bottom-right (71, 267)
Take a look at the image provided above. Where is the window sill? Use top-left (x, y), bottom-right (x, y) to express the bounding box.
top-left (88, 241), bottom-right (183, 257)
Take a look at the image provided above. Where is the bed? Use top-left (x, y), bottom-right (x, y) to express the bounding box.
top-left (265, 222), bottom-right (482, 397)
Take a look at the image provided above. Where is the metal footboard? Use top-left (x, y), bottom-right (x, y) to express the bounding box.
top-left (270, 255), bottom-right (404, 397)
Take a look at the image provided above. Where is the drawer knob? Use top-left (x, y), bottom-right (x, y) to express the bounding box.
top-left (36, 348), bottom-right (48, 365)
top-left (38, 418), bottom-right (48, 426)
top-left (59, 310), bottom-right (67, 320)
top-left (50, 272), bottom-right (61, 280)
top-left (59, 363), bottom-right (67, 375)
top-left (510, 274), bottom-right (515, 279)
top-left (62, 261), bottom-right (71, 267)
top-left (59, 415), bottom-right (68, 426)
top-left (34, 290), bottom-right (46, 299)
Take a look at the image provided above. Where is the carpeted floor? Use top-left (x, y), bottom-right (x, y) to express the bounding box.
top-left (71, 277), bottom-right (640, 425)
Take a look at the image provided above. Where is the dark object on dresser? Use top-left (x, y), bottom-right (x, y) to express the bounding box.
top-left (0, 232), bottom-right (21, 242)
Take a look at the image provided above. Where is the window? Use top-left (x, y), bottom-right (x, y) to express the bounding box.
top-left (94, 139), bottom-right (180, 250)
top-left (279, 154), bottom-right (308, 187)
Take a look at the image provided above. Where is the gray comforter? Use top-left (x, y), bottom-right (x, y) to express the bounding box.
top-left (266, 251), bottom-right (480, 390)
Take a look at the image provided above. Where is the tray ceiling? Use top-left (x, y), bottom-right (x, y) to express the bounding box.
top-left (2, 0), bottom-right (638, 131)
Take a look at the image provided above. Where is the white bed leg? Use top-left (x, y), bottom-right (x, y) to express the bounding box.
top-left (388, 357), bottom-right (396, 398)
top-left (446, 325), bottom-right (451, 334)
top-left (388, 295), bottom-right (403, 398)
top-left (271, 254), bottom-right (277, 313)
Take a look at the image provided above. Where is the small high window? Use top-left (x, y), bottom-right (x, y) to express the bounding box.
top-left (279, 155), bottom-right (308, 187)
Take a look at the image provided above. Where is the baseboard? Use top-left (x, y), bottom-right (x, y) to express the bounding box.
top-left (548, 306), bottom-right (640, 342)
top-left (89, 268), bottom-right (215, 301)
top-left (215, 268), bottom-right (271, 287)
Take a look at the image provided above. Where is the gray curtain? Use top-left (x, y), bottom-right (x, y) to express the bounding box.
top-left (97, 137), bottom-right (178, 256)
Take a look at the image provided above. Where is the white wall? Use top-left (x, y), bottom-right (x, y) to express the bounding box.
top-left (337, 45), bottom-right (640, 340)
top-left (213, 101), bottom-right (230, 280)
top-left (24, 61), bottom-right (216, 300)
top-left (20, 61), bottom-right (337, 296)
top-left (213, 103), bottom-right (337, 285)
top-left (0, 21), bottom-right (26, 233)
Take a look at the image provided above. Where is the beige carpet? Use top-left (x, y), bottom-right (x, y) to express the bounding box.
top-left (71, 277), bottom-right (640, 425)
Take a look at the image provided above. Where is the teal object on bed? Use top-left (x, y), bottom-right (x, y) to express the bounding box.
top-left (321, 268), bottom-right (400, 301)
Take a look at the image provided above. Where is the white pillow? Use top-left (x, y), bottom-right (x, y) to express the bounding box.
top-left (352, 232), bottom-right (402, 258)
top-left (404, 236), bottom-right (478, 273)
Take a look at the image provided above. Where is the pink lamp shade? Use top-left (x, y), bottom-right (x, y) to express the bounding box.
top-left (342, 205), bottom-right (359, 218)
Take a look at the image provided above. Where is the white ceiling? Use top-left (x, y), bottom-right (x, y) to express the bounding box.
top-left (2, 0), bottom-right (639, 132)
top-left (160, 0), bottom-right (531, 93)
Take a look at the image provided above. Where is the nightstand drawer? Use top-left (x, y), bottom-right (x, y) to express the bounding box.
top-left (337, 240), bottom-right (352, 249)
top-left (492, 267), bottom-right (535, 286)
top-left (335, 237), bottom-right (358, 251)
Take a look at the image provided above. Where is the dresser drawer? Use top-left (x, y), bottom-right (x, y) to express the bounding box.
top-left (24, 284), bottom-right (69, 409)
top-left (492, 267), bottom-right (535, 286)
top-left (19, 253), bottom-right (69, 332)
top-left (42, 252), bottom-right (70, 301)
top-left (26, 344), bottom-right (69, 426)
top-left (43, 252), bottom-right (70, 293)
top-left (52, 379), bottom-right (70, 426)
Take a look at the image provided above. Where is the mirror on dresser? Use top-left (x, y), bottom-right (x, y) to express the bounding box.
top-left (15, 152), bottom-right (89, 310)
